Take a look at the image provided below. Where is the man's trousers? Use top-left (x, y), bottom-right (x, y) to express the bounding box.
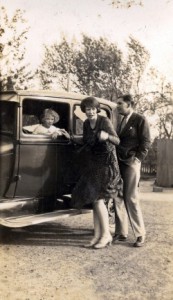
top-left (114, 160), bottom-right (146, 237)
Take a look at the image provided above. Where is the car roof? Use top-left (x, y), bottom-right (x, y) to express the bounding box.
top-left (0, 90), bottom-right (117, 108)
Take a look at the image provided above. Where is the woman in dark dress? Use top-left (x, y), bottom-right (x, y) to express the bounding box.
top-left (72, 97), bottom-right (122, 249)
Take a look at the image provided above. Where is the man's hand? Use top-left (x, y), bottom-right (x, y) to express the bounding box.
top-left (134, 157), bottom-right (141, 163)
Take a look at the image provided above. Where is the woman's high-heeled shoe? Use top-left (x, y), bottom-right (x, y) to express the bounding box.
top-left (94, 235), bottom-right (112, 249)
top-left (83, 237), bottom-right (100, 248)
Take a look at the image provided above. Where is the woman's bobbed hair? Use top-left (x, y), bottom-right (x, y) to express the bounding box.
top-left (80, 97), bottom-right (101, 113)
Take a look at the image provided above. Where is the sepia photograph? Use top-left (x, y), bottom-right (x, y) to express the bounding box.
top-left (0, 0), bottom-right (173, 299)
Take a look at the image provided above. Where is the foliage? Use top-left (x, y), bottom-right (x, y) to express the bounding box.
top-left (147, 77), bottom-right (173, 139)
top-left (37, 35), bottom-right (127, 98)
top-left (75, 35), bottom-right (150, 101)
top-left (126, 37), bottom-right (150, 97)
top-left (0, 6), bottom-right (33, 90)
top-left (1, 3), bottom-right (172, 142)
top-left (106, 0), bottom-right (143, 8)
top-left (37, 34), bottom-right (172, 140)
top-left (37, 37), bottom-right (77, 91)
top-left (37, 35), bottom-right (152, 102)
top-left (74, 35), bottom-right (124, 99)
top-left (134, 68), bottom-right (173, 139)
top-left (155, 92), bottom-right (173, 139)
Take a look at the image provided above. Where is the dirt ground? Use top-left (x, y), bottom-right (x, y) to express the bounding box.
top-left (0, 179), bottom-right (173, 300)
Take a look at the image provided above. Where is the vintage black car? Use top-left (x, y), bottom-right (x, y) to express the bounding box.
top-left (0, 90), bottom-right (117, 227)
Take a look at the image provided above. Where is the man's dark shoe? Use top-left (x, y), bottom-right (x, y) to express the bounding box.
top-left (113, 234), bottom-right (127, 242)
top-left (133, 236), bottom-right (145, 247)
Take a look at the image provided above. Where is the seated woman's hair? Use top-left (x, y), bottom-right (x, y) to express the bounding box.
top-left (41, 108), bottom-right (60, 124)
top-left (80, 97), bottom-right (101, 113)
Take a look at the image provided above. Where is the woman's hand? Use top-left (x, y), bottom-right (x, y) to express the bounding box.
top-left (51, 132), bottom-right (60, 139)
top-left (60, 129), bottom-right (70, 139)
top-left (98, 130), bottom-right (109, 142)
top-left (51, 129), bottom-right (70, 140)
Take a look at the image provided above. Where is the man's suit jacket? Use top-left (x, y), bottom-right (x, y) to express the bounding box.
top-left (117, 112), bottom-right (151, 162)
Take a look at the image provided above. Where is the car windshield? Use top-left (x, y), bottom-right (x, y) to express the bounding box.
top-left (0, 101), bottom-right (16, 134)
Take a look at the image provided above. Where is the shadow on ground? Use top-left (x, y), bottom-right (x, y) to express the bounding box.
top-left (0, 223), bottom-right (93, 247)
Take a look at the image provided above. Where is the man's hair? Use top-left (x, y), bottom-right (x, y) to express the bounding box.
top-left (118, 94), bottom-right (135, 107)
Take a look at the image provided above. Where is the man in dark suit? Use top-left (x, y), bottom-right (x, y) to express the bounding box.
top-left (114, 94), bottom-right (151, 247)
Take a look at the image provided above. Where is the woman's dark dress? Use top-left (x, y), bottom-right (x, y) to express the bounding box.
top-left (72, 115), bottom-right (122, 209)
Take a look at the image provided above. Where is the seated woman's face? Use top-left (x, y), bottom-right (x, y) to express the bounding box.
top-left (85, 107), bottom-right (97, 120)
top-left (42, 115), bottom-right (55, 128)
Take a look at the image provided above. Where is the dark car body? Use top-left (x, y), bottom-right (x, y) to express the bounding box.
top-left (0, 90), bottom-right (117, 227)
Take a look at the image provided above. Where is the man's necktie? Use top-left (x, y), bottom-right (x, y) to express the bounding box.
top-left (119, 116), bottom-right (127, 133)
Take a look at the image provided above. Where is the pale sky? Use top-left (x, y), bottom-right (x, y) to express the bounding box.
top-left (1, 0), bottom-right (173, 81)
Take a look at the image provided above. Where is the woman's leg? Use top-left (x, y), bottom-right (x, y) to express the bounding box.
top-left (93, 207), bottom-right (101, 239)
top-left (84, 206), bottom-right (101, 247)
top-left (94, 200), bottom-right (112, 249)
top-left (94, 200), bottom-right (110, 236)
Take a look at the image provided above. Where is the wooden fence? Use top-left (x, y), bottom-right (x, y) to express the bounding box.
top-left (141, 163), bottom-right (156, 175)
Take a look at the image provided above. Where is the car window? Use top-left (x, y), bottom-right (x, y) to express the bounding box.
top-left (0, 101), bottom-right (16, 134)
top-left (22, 98), bottom-right (70, 139)
top-left (73, 105), bottom-right (110, 135)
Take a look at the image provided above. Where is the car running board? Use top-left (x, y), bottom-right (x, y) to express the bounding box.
top-left (0, 209), bottom-right (91, 228)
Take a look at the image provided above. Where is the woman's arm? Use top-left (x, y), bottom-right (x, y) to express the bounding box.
top-left (107, 133), bottom-right (120, 145)
top-left (22, 124), bottom-right (38, 133)
top-left (98, 117), bottom-right (120, 145)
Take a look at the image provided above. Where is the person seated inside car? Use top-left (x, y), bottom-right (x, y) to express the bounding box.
top-left (23, 108), bottom-right (70, 139)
